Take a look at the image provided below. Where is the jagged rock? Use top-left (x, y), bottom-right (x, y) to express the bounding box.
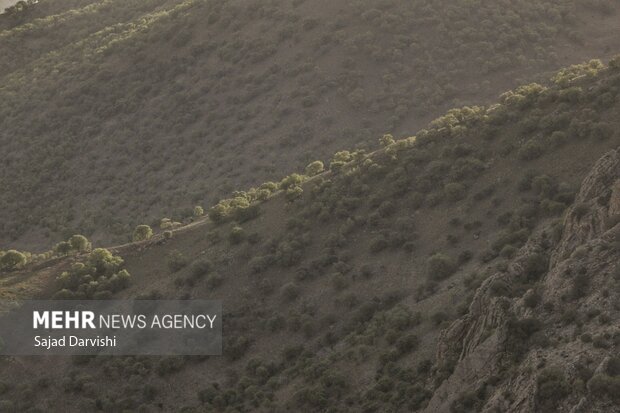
top-left (553, 148), bottom-right (620, 263)
top-left (425, 149), bottom-right (620, 413)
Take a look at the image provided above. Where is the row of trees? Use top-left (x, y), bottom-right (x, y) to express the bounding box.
top-left (1, 234), bottom-right (91, 273)
top-left (3, 0), bottom-right (38, 16)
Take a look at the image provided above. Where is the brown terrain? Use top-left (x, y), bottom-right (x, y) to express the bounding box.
top-left (0, 0), bottom-right (619, 251)
top-left (0, 58), bottom-right (618, 411)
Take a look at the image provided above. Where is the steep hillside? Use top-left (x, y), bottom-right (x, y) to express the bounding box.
top-left (0, 58), bottom-right (619, 412)
top-left (1, 0), bottom-right (619, 250)
top-left (0, 1), bottom-right (15, 13)
top-left (428, 149), bottom-right (620, 412)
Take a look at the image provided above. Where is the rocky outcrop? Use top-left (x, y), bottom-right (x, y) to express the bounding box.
top-left (425, 149), bottom-right (620, 413)
top-left (553, 148), bottom-right (620, 263)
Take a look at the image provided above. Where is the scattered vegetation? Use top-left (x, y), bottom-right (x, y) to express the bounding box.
top-left (1, 0), bottom-right (616, 250)
top-left (0, 4), bottom-right (619, 408)
top-left (54, 248), bottom-right (130, 299)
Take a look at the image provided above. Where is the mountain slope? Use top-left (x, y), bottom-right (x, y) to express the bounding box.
top-left (428, 148), bottom-right (620, 412)
top-left (1, 0), bottom-right (619, 250)
top-left (0, 57), bottom-right (619, 412)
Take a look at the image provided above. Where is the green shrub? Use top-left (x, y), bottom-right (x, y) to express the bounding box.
top-left (570, 273), bottom-right (589, 300)
top-left (379, 133), bottom-right (395, 146)
top-left (444, 182), bottom-right (467, 201)
top-left (331, 272), bottom-right (349, 290)
top-left (549, 131), bottom-right (567, 147)
top-left (0, 401), bottom-right (14, 411)
top-left (54, 241), bottom-right (72, 256)
top-left (286, 186), bottom-right (303, 201)
top-left (193, 206), bottom-right (204, 217)
top-left (229, 226), bottom-right (245, 244)
top-left (305, 161), bottom-right (324, 176)
top-left (489, 279), bottom-right (511, 297)
top-left (88, 248), bottom-right (123, 275)
top-left (518, 139), bottom-right (545, 160)
top-left (523, 289), bottom-right (541, 308)
top-left (505, 317), bottom-right (543, 357)
top-left (451, 391), bottom-right (483, 413)
top-left (52, 288), bottom-right (76, 300)
top-left (431, 311), bottom-right (450, 326)
top-left (427, 253), bottom-right (457, 280)
top-left (69, 235), bottom-right (90, 252)
top-left (531, 175), bottom-right (557, 198)
top-left (155, 357), bottom-right (185, 376)
top-left (377, 200), bottom-right (396, 217)
top-left (588, 374), bottom-right (620, 401)
top-left (133, 225), bottom-right (153, 242)
top-left (208, 196), bottom-right (258, 224)
top-left (197, 385), bottom-right (219, 405)
top-left (369, 237), bottom-right (389, 253)
top-left (159, 218), bottom-right (181, 230)
top-left (249, 255), bottom-right (274, 274)
top-left (54, 249), bottom-right (129, 299)
top-left (573, 203), bottom-right (589, 219)
top-left (395, 333), bottom-right (419, 354)
top-left (108, 269), bottom-right (131, 292)
top-left (281, 282), bottom-right (300, 302)
top-left (592, 334), bottom-right (610, 348)
top-left (523, 253), bottom-right (548, 282)
top-left (537, 368), bottom-right (570, 411)
top-left (280, 173), bottom-right (305, 190)
top-left (0, 250), bottom-right (27, 271)
top-left (227, 336), bottom-right (251, 361)
top-left (189, 259), bottom-right (212, 279)
top-left (167, 250), bottom-right (188, 272)
top-left (206, 273), bottom-right (224, 289)
top-left (606, 357), bottom-right (620, 376)
top-left (499, 244), bottom-right (518, 258)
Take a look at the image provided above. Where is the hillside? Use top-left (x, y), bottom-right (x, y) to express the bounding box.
top-left (1, 0), bottom-right (619, 250)
top-left (0, 57), bottom-right (619, 412)
top-left (0, 1), bottom-right (14, 13)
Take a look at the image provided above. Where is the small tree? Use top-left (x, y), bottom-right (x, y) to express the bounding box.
top-left (286, 186), bottom-right (303, 201)
top-left (133, 225), bottom-right (153, 242)
top-left (280, 174), bottom-right (305, 190)
top-left (54, 241), bottom-right (72, 256)
top-left (0, 250), bottom-right (27, 271)
top-left (229, 226), bottom-right (245, 245)
top-left (69, 235), bottom-right (90, 252)
top-left (427, 253), bottom-right (457, 280)
top-left (167, 250), bottom-right (188, 272)
top-left (160, 218), bottom-right (173, 229)
top-left (444, 182), bottom-right (467, 202)
top-left (208, 204), bottom-right (228, 223)
top-left (305, 161), bottom-right (324, 176)
top-left (193, 206), bottom-right (204, 217)
top-left (537, 368), bottom-right (570, 410)
top-left (380, 133), bottom-right (395, 147)
top-left (88, 248), bottom-right (123, 275)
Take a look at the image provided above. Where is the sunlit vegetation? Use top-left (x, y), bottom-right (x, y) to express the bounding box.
top-left (53, 247), bottom-right (130, 299)
top-left (0, 0), bottom-right (619, 407)
top-left (1, 0), bottom-right (617, 250)
top-left (0, 249), bottom-right (27, 271)
top-left (132, 224), bottom-right (153, 242)
top-left (0, 57), bottom-right (618, 411)
top-left (0, 234), bottom-right (93, 274)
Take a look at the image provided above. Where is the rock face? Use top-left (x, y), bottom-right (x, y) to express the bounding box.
top-left (425, 148), bottom-right (620, 413)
